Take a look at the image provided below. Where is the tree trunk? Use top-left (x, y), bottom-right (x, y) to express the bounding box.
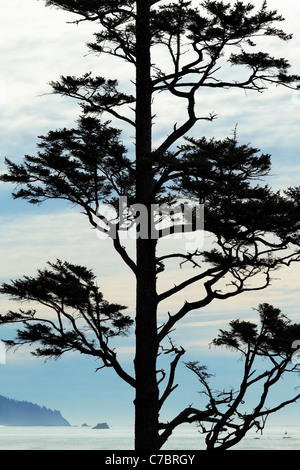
top-left (135, 239), bottom-right (160, 450)
top-left (134, 0), bottom-right (160, 451)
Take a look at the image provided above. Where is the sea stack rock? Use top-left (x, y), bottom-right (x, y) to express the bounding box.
top-left (92, 422), bottom-right (109, 429)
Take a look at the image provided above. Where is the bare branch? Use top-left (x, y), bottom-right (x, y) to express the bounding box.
top-left (159, 340), bottom-right (185, 408)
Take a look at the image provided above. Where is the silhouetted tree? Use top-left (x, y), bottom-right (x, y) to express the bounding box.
top-left (0, 260), bottom-right (134, 385)
top-left (160, 303), bottom-right (300, 449)
top-left (1, 0), bottom-right (300, 450)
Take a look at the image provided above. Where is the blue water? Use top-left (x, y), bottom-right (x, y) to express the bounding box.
top-left (0, 425), bottom-right (298, 450)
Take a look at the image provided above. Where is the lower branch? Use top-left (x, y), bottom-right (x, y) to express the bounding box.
top-left (158, 407), bottom-right (216, 449)
top-left (159, 343), bottom-right (185, 409)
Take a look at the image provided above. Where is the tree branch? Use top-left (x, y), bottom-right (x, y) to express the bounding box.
top-left (158, 341), bottom-right (185, 409)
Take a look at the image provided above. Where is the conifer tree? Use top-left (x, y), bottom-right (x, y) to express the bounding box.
top-left (2, 1), bottom-right (300, 450)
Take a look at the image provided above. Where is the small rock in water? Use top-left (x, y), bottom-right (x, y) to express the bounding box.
top-left (92, 422), bottom-right (109, 429)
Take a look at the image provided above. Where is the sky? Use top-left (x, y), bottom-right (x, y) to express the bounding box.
top-left (0, 0), bottom-right (300, 434)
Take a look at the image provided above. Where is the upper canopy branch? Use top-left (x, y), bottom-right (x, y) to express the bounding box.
top-left (49, 74), bottom-right (136, 127)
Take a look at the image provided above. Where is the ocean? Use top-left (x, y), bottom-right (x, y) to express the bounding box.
top-left (0, 425), bottom-right (298, 450)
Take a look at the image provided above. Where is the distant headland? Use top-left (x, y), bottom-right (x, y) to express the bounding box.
top-left (0, 395), bottom-right (70, 426)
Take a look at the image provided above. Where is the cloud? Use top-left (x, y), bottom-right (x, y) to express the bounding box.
top-left (0, 207), bottom-right (135, 306)
top-left (0, 0), bottom-right (134, 162)
top-left (2, 0), bottom-right (300, 159)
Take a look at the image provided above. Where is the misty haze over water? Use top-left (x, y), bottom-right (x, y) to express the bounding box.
top-left (0, 425), bottom-right (298, 450)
